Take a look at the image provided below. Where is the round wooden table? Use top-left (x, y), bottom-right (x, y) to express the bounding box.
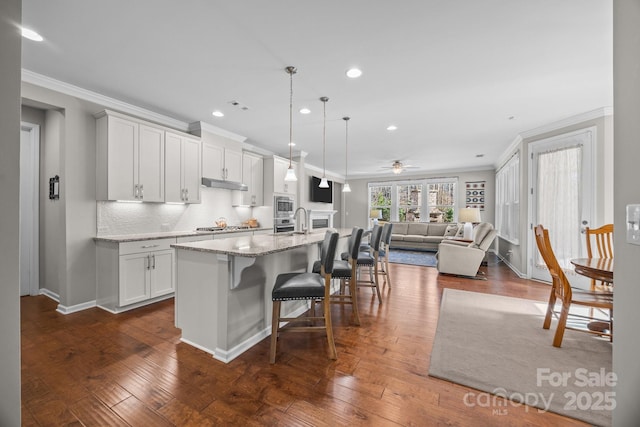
top-left (570, 257), bottom-right (613, 284)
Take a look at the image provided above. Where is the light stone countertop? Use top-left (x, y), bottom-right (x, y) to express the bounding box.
top-left (171, 228), bottom-right (353, 257)
top-left (93, 227), bottom-right (272, 243)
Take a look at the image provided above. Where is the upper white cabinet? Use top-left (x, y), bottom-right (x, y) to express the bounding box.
top-left (202, 142), bottom-right (242, 182)
top-left (96, 110), bottom-right (166, 202)
top-left (241, 152), bottom-right (264, 206)
top-left (165, 131), bottom-right (201, 203)
top-left (271, 156), bottom-right (297, 195)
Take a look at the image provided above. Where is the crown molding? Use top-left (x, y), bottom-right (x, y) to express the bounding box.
top-left (519, 107), bottom-right (613, 140)
top-left (188, 121), bottom-right (246, 143)
top-left (494, 135), bottom-right (523, 170)
top-left (349, 166), bottom-right (495, 181)
top-left (22, 69), bottom-right (194, 131)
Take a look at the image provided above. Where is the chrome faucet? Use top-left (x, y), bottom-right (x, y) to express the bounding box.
top-left (293, 207), bottom-right (308, 234)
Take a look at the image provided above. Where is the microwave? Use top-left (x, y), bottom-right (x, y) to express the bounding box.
top-left (274, 195), bottom-right (294, 218)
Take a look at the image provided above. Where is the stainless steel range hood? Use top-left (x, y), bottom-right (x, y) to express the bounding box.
top-left (201, 177), bottom-right (248, 191)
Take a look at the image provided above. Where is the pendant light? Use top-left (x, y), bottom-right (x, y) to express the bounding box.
top-left (284, 66), bottom-right (298, 182)
top-left (319, 96), bottom-right (330, 188)
top-left (342, 116), bottom-right (351, 192)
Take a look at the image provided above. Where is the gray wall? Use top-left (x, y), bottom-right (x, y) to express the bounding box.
top-left (344, 169), bottom-right (496, 229)
top-left (0, 0), bottom-right (23, 424)
top-left (21, 83), bottom-right (98, 309)
top-left (613, 0), bottom-right (640, 424)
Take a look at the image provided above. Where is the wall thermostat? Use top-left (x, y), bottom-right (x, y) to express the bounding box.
top-left (626, 204), bottom-right (640, 245)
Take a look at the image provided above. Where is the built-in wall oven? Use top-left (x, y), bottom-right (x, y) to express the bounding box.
top-left (274, 195), bottom-right (295, 233)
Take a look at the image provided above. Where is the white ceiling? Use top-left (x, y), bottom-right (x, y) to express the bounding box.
top-left (20, 0), bottom-right (612, 178)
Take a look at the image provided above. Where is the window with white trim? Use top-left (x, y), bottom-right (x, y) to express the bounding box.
top-left (495, 152), bottom-right (520, 243)
top-left (368, 178), bottom-right (458, 223)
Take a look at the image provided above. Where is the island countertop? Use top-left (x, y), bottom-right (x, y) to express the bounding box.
top-left (171, 228), bottom-right (353, 257)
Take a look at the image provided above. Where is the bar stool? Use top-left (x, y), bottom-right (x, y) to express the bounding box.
top-left (313, 227), bottom-right (364, 325)
top-left (377, 223), bottom-right (394, 288)
top-left (269, 231), bottom-right (339, 364)
top-left (349, 225), bottom-right (384, 304)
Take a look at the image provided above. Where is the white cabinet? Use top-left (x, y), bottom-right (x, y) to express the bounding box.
top-left (165, 132), bottom-right (201, 203)
top-left (96, 110), bottom-right (165, 202)
top-left (241, 152), bottom-right (264, 206)
top-left (96, 238), bottom-right (175, 313)
top-left (202, 142), bottom-right (242, 182)
top-left (273, 156), bottom-right (296, 194)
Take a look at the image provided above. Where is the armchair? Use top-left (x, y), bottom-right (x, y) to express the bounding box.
top-left (436, 222), bottom-right (496, 277)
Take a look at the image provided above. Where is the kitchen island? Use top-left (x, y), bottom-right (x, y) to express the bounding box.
top-left (171, 229), bottom-right (351, 363)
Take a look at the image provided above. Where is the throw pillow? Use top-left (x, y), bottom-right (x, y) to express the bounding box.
top-left (455, 224), bottom-right (465, 237)
top-left (444, 224), bottom-right (459, 237)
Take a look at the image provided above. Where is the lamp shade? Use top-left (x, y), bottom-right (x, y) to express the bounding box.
top-left (370, 209), bottom-right (383, 219)
top-left (458, 208), bottom-right (481, 224)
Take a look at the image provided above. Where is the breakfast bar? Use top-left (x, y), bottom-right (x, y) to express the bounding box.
top-left (171, 229), bottom-right (350, 363)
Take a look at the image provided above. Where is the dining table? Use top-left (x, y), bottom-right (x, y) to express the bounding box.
top-left (570, 257), bottom-right (613, 333)
top-left (570, 257), bottom-right (614, 284)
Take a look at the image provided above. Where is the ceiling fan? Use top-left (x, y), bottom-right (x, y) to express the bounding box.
top-left (381, 160), bottom-right (419, 174)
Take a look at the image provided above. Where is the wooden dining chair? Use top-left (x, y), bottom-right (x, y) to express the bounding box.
top-left (534, 225), bottom-right (613, 347)
top-left (585, 224), bottom-right (614, 291)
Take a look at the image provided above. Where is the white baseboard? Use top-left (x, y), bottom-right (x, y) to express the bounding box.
top-left (496, 253), bottom-right (527, 278)
top-left (39, 288), bottom-right (59, 302)
top-left (57, 299), bottom-right (97, 314)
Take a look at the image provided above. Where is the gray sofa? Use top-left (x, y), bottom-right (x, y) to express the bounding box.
top-left (389, 222), bottom-right (462, 251)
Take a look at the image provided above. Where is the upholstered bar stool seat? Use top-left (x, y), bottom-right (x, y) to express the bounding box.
top-left (272, 273), bottom-right (325, 301)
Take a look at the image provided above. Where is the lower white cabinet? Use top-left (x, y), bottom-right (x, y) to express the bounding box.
top-left (97, 238), bottom-right (175, 313)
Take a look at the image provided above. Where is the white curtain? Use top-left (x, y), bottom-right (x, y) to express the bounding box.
top-left (536, 145), bottom-right (582, 270)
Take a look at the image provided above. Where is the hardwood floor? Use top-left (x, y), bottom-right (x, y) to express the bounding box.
top-left (21, 258), bottom-right (589, 426)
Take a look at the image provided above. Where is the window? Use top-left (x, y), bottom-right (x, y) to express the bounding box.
top-left (368, 178), bottom-right (458, 223)
top-left (398, 184), bottom-right (422, 222)
top-left (495, 152), bottom-right (520, 243)
top-left (428, 182), bottom-right (456, 223)
top-left (369, 185), bottom-right (392, 221)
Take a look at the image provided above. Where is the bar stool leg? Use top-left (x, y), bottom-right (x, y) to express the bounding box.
top-left (269, 300), bottom-right (281, 364)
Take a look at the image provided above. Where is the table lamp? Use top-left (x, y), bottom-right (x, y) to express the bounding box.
top-left (458, 208), bottom-right (481, 240)
top-left (370, 209), bottom-right (382, 226)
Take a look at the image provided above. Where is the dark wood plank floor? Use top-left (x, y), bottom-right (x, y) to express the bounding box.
top-left (21, 258), bottom-right (589, 426)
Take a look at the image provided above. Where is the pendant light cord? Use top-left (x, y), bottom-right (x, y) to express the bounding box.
top-left (344, 117), bottom-right (349, 180)
top-left (322, 97), bottom-right (327, 178)
top-left (288, 68), bottom-right (294, 168)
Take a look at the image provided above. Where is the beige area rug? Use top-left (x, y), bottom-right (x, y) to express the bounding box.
top-left (429, 289), bottom-right (613, 426)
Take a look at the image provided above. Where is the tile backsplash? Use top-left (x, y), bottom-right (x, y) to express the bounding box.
top-left (97, 188), bottom-right (273, 236)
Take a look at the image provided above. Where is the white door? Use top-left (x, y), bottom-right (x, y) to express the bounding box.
top-left (182, 137), bottom-right (201, 203)
top-left (119, 253), bottom-right (150, 306)
top-left (108, 116), bottom-right (138, 201)
top-left (529, 127), bottom-right (595, 289)
top-left (150, 250), bottom-right (175, 297)
top-left (224, 149), bottom-right (243, 183)
top-left (138, 124), bottom-right (165, 202)
top-left (164, 132), bottom-right (183, 203)
top-left (20, 123), bottom-right (40, 296)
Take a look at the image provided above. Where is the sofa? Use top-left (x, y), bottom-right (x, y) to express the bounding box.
top-left (436, 222), bottom-right (497, 277)
top-left (388, 222), bottom-right (463, 251)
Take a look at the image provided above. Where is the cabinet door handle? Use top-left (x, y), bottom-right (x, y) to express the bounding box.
top-left (134, 184), bottom-right (139, 199)
top-left (140, 184), bottom-right (144, 199)
top-left (152, 254), bottom-right (156, 269)
top-left (185, 188), bottom-right (189, 201)
top-left (141, 244), bottom-right (159, 249)
top-left (146, 254), bottom-right (151, 270)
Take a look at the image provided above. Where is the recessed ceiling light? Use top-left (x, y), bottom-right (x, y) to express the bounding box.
top-left (508, 116), bottom-right (515, 120)
top-left (346, 68), bottom-right (362, 78)
top-left (21, 27), bottom-right (43, 42)
top-left (476, 154), bottom-right (485, 158)
top-left (387, 125), bottom-right (397, 131)
top-left (299, 108), bottom-right (311, 114)
top-left (212, 111), bottom-right (224, 117)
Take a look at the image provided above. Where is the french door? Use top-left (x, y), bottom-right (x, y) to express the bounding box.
top-left (529, 127), bottom-right (595, 289)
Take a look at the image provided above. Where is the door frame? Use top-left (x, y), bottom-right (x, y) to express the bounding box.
top-left (527, 126), bottom-right (596, 286)
top-left (20, 121), bottom-right (41, 296)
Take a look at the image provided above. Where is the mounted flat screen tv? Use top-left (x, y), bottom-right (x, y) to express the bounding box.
top-left (310, 176), bottom-right (333, 203)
